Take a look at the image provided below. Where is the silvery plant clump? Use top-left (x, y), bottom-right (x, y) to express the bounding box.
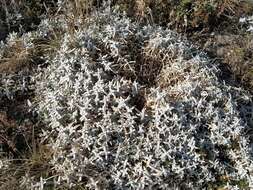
top-left (0, 16), bottom-right (66, 102)
top-left (240, 15), bottom-right (253, 33)
top-left (34, 8), bottom-right (253, 189)
top-left (0, 32), bottom-right (34, 101)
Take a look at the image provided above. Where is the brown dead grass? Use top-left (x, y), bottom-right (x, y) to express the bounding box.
top-left (0, 40), bottom-right (30, 74)
top-left (0, 102), bottom-right (53, 189)
top-left (195, 33), bottom-right (253, 93)
top-left (112, 0), bottom-right (253, 32)
top-left (0, 35), bottom-right (61, 74)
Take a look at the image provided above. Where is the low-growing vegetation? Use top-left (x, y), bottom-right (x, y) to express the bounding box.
top-left (112, 0), bottom-right (253, 31)
top-left (0, 0), bottom-right (253, 189)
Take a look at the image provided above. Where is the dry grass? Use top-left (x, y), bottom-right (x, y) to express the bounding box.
top-left (190, 29), bottom-right (253, 93)
top-left (67, 0), bottom-right (95, 18)
top-left (0, 146), bottom-right (53, 190)
top-left (111, 0), bottom-right (253, 32)
top-left (212, 34), bottom-right (253, 93)
top-left (0, 105), bottom-right (53, 189)
top-left (0, 34), bottom-right (62, 74)
top-left (0, 3), bottom-right (61, 188)
top-left (0, 40), bottom-right (31, 74)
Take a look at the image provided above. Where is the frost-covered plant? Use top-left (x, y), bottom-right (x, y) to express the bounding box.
top-left (0, 31), bottom-right (44, 101)
top-left (240, 15), bottom-right (253, 33)
top-left (0, 0), bottom-right (56, 36)
top-left (0, 34), bottom-right (31, 101)
top-left (34, 8), bottom-right (253, 189)
top-left (0, 16), bottom-right (66, 102)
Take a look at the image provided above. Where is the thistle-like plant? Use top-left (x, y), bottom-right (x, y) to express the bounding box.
top-left (32, 8), bottom-right (253, 190)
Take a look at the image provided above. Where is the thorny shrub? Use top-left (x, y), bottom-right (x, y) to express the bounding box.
top-left (24, 8), bottom-right (253, 189)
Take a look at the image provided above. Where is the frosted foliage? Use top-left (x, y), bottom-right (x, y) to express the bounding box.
top-left (240, 15), bottom-right (253, 33)
top-left (0, 32), bottom-right (42, 100)
top-left (35, 10), bottom-right (253, 189)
